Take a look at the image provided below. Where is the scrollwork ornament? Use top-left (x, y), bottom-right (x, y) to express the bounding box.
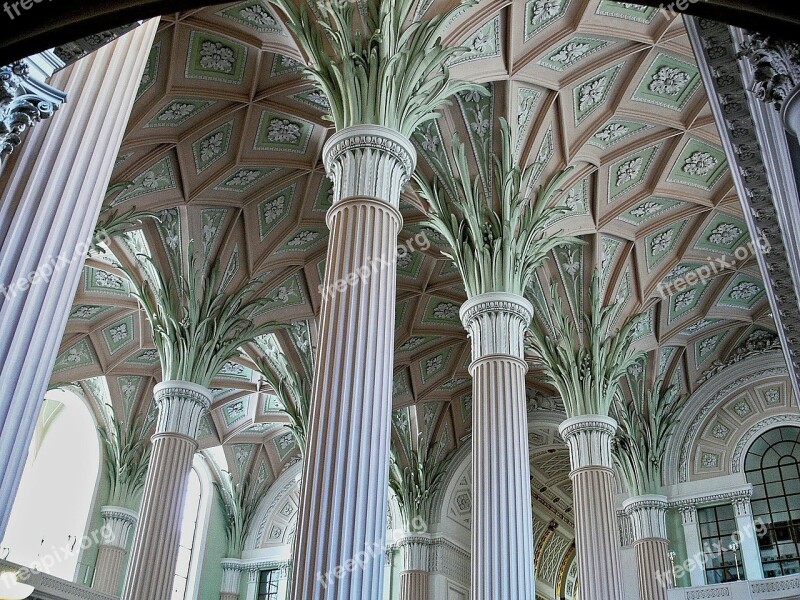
top-left (738, 33), bottom-right (800, 111)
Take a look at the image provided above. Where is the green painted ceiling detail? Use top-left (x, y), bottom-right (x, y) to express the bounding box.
top-left (276, 227), bottom-right (327, 253)
top-left (113, 157), bottom-right (176, 204)
top-left (632, 53), bottom-right (701, 111)
top-left (668, 279), bottom-right (711, 323)
top-left (270, 54), bottom-right (304, 77)
top-left (588, 119), bottom-right (650, 149)
top-left (291, 89), bottom-right (331, 112)
top-left (682, 318), bottom-right (721, 336)
top-left (516, 88), bottom-right (541, 153)
top-left (525, 0), bottom-right (570, 41)
top-left (600, 235), bottom-right (623, 287)
top-left (255, 273), bottom-right (306, 314)
top-left (223, 397), bottom-right (250, 427)
top-left (529, 126), bottom-right (554, 185)
top-left (422, 297), bottom-right (462, 327)
top-left (420, 347), bottom-right (453, 383)
top-left (84, 267), bottom-right (130, 295)
top-left (393, 369), bottom-right (412, 397)
top-left (573, 63), bottom-right (624, 125)
top-left (608, 144), bottom-right (660, 201)
top-left (695, 331), bottom-right (727, 367)
top-left (201, 208), bottom-right (227, 263)
top-left (136, 41), bottom-right (161, 100)
top-left (69, 304), bottom-right (111, 321)
top-left (456, 84), bottom-right (494, 195)
top-left (217, 0), bottom-right (284, 34)
top-left (554, 243), bottom-right (584, 313)
top-left (102, 315), bottom-right (136, 355)
top-left (258, 183), bottom-right (296, 240)
top-left (538, 37), bottom-right (612, 72)
top-left (396, 247), bottom-right (425, 279)
top-left (220, 245), bottom-right (240, 292)
top-left (693, 213), bottom-right (749, 254)
top-left (185, 30), bottom-right (248, 84)
top-left (146, 99), bottom-right (214, 128)
top-left (126, 348), bottom-right (160, 365)
top-left (450, 16), bottom-right (501, 65)
top-left (253, 110), bottom-right (313, 153)
top-left (313, 177), bottom-right (333, 212)
top-left (631, 306), bottom-right (654, 341)
top-left (397, 336), bottom-right (435, 353)
top-left (218, 361), bottom-right (253, 380)
top-left (666, 139), bottom-right (728, 190)
top-left (596, 1), bottom-right (658, 23)
top-left (192, 121), bottom-right (234, 173)
top-left (54, 340), bottom-right (94, 372)
top-left (717, 274), bottom-right (765, 309)
top-left (214, 167), bottom-right (277, 192)
top-left (645, 219), bottom-right (688, 271)
top-left (617, 196), bottom-right (683, 225)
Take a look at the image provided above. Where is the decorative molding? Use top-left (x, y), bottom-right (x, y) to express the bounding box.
top-left (558, 415), bottom-right (617, 471)
top-left (736, 33), bottom-right (800, 111)
top-left (459, 292), bottom-right (533, 363)
top-left (322, 125), bottom-right (417, 209)
top-left (669, 487), bottom-right (752, 511)
top-left (1, 60), bottom-right (65, 164)
top-left (52, 24), bottom-right (144, 67)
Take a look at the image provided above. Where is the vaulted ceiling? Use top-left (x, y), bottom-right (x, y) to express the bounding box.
top-left (48, 0), bottom-right (782, 567)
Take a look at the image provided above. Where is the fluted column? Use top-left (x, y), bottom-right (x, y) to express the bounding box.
top-left (0, 19), bottom-right (158, 539)
top-left (398, 535), bottom-right (431, 600)
top-left (290, 125), bottom-right (415, 600)
top-left (559, 415), bottom-right (624, 600)
top-left (623, 495), bottom-right (671, 600)
top-left (122, 381), bottom-right (211, 600)
top-left (677, 505), bottom-right (706, 587)
top-left (461, 293), bottom-right (535, 600)
top-left (220, 559), bottom-right (244, 600)
top-left (92, 506), bottom-right (138, 595)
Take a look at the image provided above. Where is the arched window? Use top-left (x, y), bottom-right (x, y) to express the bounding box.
top-left (171, 457), bottom-right (212, 600)
top-left (745, 426), bottom-right (800, 578)
top-left (1, 388), bottom-right (100, 582)
top-left (172, 469), bottom-right (202, 599)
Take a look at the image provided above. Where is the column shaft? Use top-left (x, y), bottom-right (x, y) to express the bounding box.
top-left (0, 19), bottom-right (158, 538)
top-left (624, 495), bottom-right (672, 600)
top-left (461, 294), bottom-right (535, 600)
top-left (400, 572), bottom-right (428, 600)
top-left (93, 506), bottom-right (137, 595)
top-left (290, 126), bottom-right (415, 600)
top-left (560, 416), bottom-right (624, 600)
top-left (122, 382), bottom-right (211, 600)
top-left (679, 506), bottom-right (706, 587)
top-left (733, 498), bottom-right (763, 580)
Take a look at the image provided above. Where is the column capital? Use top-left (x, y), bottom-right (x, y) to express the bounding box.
top-left (460, 292), bottom-right (533, 363)
top-left (623, 494), bottom-right (669, 542)
top-left (1, 60), bottom-right (66, 164)
top-left (732, 495), bottom-right (752, 517)
top-left (396, 535), bottom-right (433, 572)
top-left (220, 559), bottom-right (244, 595)
top-left (676, 503), bottom-right (698, 525)
top-left (558, 415), bottom-right (618, 471)
top-left (322, 124), bottom-right (417, 208)
top-left (99, 505), bottom-right (138, 550)
top-left (153, 380), bottom-right (212, 439)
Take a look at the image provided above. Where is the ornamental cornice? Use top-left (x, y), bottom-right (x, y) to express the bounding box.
top-left (1, 60), bottom-right (65, 164)
top-left (669, 487), bottom-right (752, 511)
top-left (686, 17), bottom-right (800, 400)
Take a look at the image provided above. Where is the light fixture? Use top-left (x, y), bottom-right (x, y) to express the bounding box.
top-left (0, 568), bottom-right (34, 600)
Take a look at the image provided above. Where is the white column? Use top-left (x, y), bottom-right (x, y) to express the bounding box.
top-left (559, 415), bottom-right (624, 600)
top-left (623, 495), bottom-right (671, 600)
top-left (290, 125), bottom-right (415, 600)
top-left (122, 381), bottom-right (212, 600)
top-left (398, 535), bottom-right (431, 600)
top-left (733, 496), bottom-right (763, 580)
top-left (678, 505), bottom-right (706, 587)
top-left (92, 506), bottom-right (138, 595)
top-left (221, 559), bottom-right (244, 600)
top-left (460, 293), bottom-right (535, 600)
top-left (0, 19), bottom-right (158, 539)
